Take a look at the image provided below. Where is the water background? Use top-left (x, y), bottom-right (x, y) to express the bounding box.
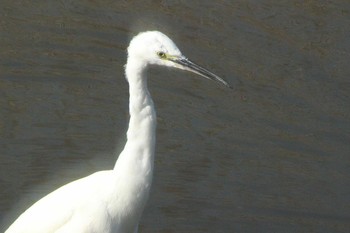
top-left (1, 1), bottom-right (349, 232)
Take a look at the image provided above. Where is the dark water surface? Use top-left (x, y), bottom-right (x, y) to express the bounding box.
top-left (1, 1), bottom-right (349, 232)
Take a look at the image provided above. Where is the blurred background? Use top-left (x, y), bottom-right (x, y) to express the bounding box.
top-left (0, 1), bottom-right (349, 232)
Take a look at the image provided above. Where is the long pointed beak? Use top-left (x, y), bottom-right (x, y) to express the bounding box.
top-left (170, 56), bottom-right (231, 88)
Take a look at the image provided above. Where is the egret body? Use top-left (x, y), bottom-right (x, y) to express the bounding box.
top-left (6, 31), bottom-right (229, 233)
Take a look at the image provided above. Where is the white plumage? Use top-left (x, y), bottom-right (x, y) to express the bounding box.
top-left (6, 31), bottom-right (229, 233)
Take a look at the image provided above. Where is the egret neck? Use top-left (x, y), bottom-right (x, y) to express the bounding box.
top-left (5, 31), bottom-right (230, 233)
top-left (114, 57), bottom-right (156, 193)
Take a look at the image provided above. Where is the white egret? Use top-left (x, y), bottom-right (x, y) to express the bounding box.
top-left (6, 31), bottom-right (230, 233)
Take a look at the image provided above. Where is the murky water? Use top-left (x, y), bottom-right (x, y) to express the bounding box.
top-left (1, 1), bottom-right (349, 232)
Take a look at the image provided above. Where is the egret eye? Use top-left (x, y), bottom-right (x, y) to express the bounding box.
top-left (157, 51), bottom-right (166, 58)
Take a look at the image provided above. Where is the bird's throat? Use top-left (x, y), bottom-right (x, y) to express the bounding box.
top-left (115, 61), bottom-right (156, 174)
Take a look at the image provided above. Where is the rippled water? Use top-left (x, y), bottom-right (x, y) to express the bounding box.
top-left (1, 1), bottom-right (349, 232)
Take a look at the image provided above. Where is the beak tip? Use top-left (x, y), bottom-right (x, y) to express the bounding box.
top-left (224, 83), bottom-right (233, 89)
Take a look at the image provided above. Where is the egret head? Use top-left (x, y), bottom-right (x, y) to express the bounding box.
top-left (127, 31), bottom-right (231, 88)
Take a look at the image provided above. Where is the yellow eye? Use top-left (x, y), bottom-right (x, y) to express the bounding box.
top-left (157, 51), bottom-right (166, 58)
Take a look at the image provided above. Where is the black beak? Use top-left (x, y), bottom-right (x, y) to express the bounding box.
top-left (171, 57), bottom-right (231, 88)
